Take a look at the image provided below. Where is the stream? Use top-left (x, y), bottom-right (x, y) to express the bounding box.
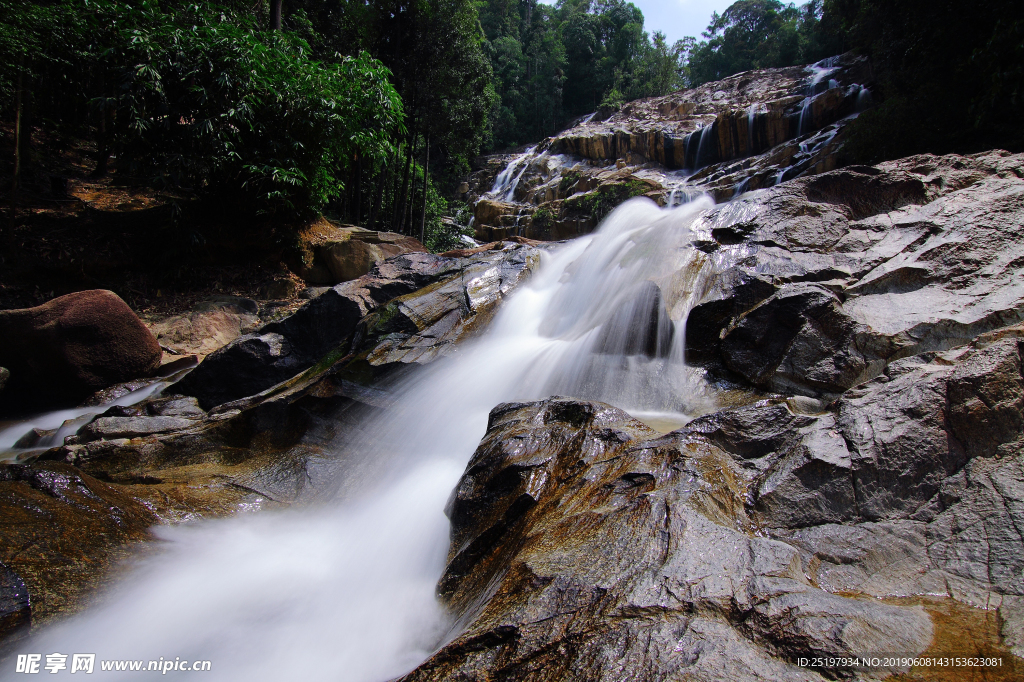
top-left (10, 191), bottom-right (728, 681)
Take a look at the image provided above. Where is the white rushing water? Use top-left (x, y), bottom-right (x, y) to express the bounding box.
top-left (11, 196), bottom-right (722, 681)
top-left (0, 380), bottom-right (175, 460)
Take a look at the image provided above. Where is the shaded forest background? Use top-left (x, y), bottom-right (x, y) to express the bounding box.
top-left (1, 0), bottom-right (1022, 249)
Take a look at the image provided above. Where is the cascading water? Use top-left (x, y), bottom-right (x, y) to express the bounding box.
top-left (487, 146), bottom-right (536, 201)
top-left (0, 368), bottom-right (194, 460)
top-left (10, 196), bottom-right (725, 681)
top-left (798, 58), bottom-right (840, 136)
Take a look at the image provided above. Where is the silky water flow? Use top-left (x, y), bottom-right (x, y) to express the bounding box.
top-left (13, 195), bottom-right (731, 680)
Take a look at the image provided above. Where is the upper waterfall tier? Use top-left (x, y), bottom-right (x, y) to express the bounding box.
top-left (464, 53), bottom-right (873, 243)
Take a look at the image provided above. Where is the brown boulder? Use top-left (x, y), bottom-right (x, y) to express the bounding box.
top-left (295, 223), bottom-right (428, 285)
top-left (0, 290), bottom-right (162, 414)
top-left (473, 198), bottom-right (516, 227)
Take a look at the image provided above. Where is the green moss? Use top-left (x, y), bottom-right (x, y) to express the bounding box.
top-left (563, 179), bottom-right (649, 221)
top-left (532, 206), bottom-right (553, 227)
top-left (558, 170), bottom-right (583, 194)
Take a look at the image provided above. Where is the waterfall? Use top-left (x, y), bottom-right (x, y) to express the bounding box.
top-left (11, 197), bottom-right (724, 681)
top-left (487, 146), bottom-right (537, 201)
top-left (746, 103), bottom-right (759, 155)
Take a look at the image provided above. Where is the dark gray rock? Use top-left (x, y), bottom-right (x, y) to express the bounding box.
top-left (173, 333), bottom-right (304, 410)
top-left (0, 562), bottom-right (30, 645)
top-left (146, 396), bottom-right (206, 419)
top-left (720, 283), bottom-right (872, 396)
top-left (686, 151), bottom-right (1024, 398)
top-left (174, 247), bottom-right (539, 410)
top-left (79, 416), bottom-right (199, 442)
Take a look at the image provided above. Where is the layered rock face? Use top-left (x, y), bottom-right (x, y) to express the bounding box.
top-left (686, 150), bottom-right (1024, 398)
top-left (467, 54), bottom-right (872, 242)
top-left (175, 243), bottom-right (539, 410)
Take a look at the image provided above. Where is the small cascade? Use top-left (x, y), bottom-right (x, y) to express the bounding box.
top-left (0, 370), bottom-right (193, 460)
top-left (681, 122), bottom-right (717, 172)
top-left (488, 146), bottom-right (537, 201)
top-left (485, 147), bottom-right (585, 206)
top-left (856, 85), bottom-right (873, 112)
top-left (746, 103), bottom-right (760, 155)
top-left (798, 57), bottom-right (841, 136)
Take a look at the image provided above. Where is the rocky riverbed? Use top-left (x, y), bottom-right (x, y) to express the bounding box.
top-left (1, 104), bottom-right (1022, 682)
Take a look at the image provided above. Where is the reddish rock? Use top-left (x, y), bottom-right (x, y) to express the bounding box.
top-left (0, 290), bottom-right (162, 414)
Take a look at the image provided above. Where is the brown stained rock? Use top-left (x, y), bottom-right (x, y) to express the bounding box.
top-left (0, 463), bottom-right (159, 626)
top-left (0, 290), bottom-right (162, 414)
top-left (404, 398), bottom-right (934, 682)
top-left (147, 297), bottom-right (260, 359)
top-left (324, 233), bottom-right (427, 284)
top-left (473, 198), bottom-right (517, 228)
top-left (292, 219), bottom-right (427, 286)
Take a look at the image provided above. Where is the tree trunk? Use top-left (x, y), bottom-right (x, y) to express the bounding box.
top-left (271, 0), bottom-right (283, 30)
top-left (397, 131), bottom-right (417, 233)
top-left (401, 139), bottom-right (413, 235)
top-left (11, 61), bottom-right (23, 198)
top-left (91, 71), bottom-right (111, 178)
top-left (369, 148), bottom-right (393, 231)
top-left (354, 153), bottom-right (363, 225)
top-left (419, 131), bottom-right (430, 244)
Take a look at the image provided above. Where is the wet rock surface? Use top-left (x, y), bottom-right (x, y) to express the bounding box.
top-left (399, 151), bottom-right (1024, 681)
top-left (403, 398), bottom-right (941, 681)
top-left (0, 240), bottom-right (543, 635)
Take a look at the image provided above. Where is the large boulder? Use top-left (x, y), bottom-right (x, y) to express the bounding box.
top-left (324, 232), bottom-right (428, 283)
top-left (0, 290), bottom-right (162, 414)
top-left (404, 398), bottom-right (934, 682)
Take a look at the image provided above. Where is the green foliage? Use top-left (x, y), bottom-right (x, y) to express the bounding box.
top-left (531, 205), bottom-right (553, 227)
top-left (1, 1), bottom-right (403, 221)
top-left (563, 179), bottom-right (648, 221)
top-left (478, 0), bottom-right (687, 150)
top-left (96, 1), bottom-right (402, 217)
top-left (829, 0), bottom-right (1024, 161)
top-left (286, 0), bottom-right (495, 196)
top-left (418, 190), bottom-right (473, 253)
top-left (686, 0), bottom-right (822, 86)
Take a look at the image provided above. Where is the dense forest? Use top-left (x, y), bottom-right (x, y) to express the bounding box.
top-left (1, 0), bottom-right (1022, 249)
